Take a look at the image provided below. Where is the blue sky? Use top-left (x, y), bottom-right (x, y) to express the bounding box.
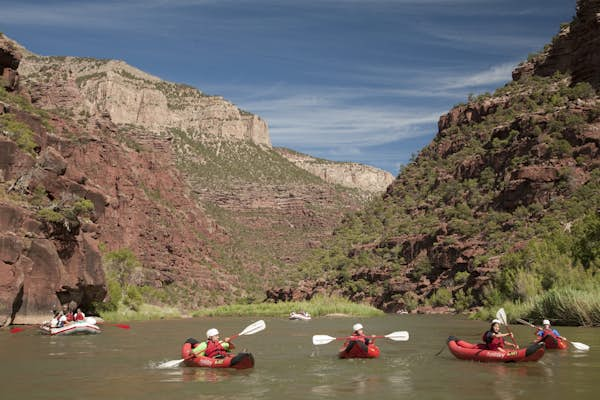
top-left (1, 0), bottom-right (577, 174)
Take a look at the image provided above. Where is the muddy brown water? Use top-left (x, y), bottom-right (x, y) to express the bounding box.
top-left (1, 315), bottom-right (598, 399)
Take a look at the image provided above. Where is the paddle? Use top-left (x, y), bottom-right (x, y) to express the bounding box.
top-left (496, 308), bottom-right (519, 348)
top-left (93, 318), bottom-right (131, 329)
top-left (312, 331), bottom-right (409, 345)
top-left (9, 326), bottom-right (30, 334)
top-left (515, 318), bottom-right (590, 351)
top-left (158, 320), bottom-right (266, 368)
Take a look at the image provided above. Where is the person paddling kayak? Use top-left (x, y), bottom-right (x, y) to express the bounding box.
top-left (536, 319), bottom-right (566, 340)
top-left (482, 319), bottom-right (519, 352)
top-left (341, 323), bottom-right (374, 354)
top-left (535, 319), bottom-right (568, 348)
top-left (190, 328), bottom-right (235, 359)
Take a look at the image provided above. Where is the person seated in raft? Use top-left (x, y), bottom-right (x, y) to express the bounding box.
top-left (62, 304), bottom-right (75, 324)
top-left (50, 310), bottom-right (68, 328)
top-left (482, 319), bottom-right (519, 352)
top-left (191, 328), bottom-right (235, 359)
top-left (536, 319), bottom-right (567, 342)
top-left (74, 308), bottom-right (86, 322)
top-left (342, 323), bottom-right (373, 353)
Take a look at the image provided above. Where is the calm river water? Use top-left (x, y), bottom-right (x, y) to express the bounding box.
top-left (1, 315), bottom-right (598, 400)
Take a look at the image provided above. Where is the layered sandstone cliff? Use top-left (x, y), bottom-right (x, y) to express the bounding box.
top-left (275, 148), bottom-right (394, 194)
top-left (17, 55), bottom-right (271, 146)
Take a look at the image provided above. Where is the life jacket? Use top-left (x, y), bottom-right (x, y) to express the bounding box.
top-left (345, 333), bottom-right (370, 347)
top-left (482, 331), bottom-right (504, 350)
top-left (538, 328), bottom-right (559, 346)
top-left (66, 312), bottom-right (74, 322)
top-left (204, 340), bottom-right (228, 358)
top-left (540, 328), bottom-right (558, 338)
top-left (75, 312), bottom-right (85, 321)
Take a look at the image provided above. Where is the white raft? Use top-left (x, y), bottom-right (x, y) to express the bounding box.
top-left (288, 312), bottom-right (311, 321)
top-left (39, 317), bottom-right (101, 336)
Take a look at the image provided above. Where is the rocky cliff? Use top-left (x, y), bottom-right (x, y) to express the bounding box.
top-left (267, 0), bottom-right (600, 313)
top-left (513, 0), bottom-right (600, 89)
top-left (17, 53), bottom-right (271, 147)
top-left (275, 148), bottom-right (394, 195)
top-left (1, 34), bottom-right (375, 323)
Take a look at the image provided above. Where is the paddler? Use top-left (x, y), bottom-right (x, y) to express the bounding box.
top-left (536, 319), bottom-right (567, 342)
top-left (191, 328), bottom-right (235, 359)
top-left (342, 323), bottom-right (373, 353)
top-left (482, 319), bottom-right (519, 352)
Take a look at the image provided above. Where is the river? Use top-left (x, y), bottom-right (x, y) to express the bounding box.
top-left (1, 315), bottom-right (598, 399)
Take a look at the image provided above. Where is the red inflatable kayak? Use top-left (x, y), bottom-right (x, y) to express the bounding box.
top-left (181, 340), bottom-right (254, 369)
top-left (537, 334), bottom-right (568, 350)
top-left (338, 341), bottom-right (380, 359)
top-left (447, 336), bottom-right (545, 363)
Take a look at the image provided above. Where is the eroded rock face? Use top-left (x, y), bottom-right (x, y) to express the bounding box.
top-left (18, 57), bottom-right (271, 147)
top-left (275, 148), bottom-right (395, 194)
top-left (0, 202), bottom-right (108, 325)
top-left (513, 0), bottom-right (600, 89)
top-left (0, 34), bottom-right (21, 91)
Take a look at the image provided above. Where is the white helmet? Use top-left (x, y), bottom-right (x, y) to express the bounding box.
top-left (206, 328), bottom-right (219, 337)
top-left (542, 319), bottom-right (550, 325)
top-left (353, 323), bottom-right (364, 331)
top-left (491, 319), bottom-right (502, 325)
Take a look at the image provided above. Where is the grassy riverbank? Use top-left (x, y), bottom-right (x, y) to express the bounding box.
top-left (99, 304), bottom-right (181, 322)
top-left (476, 283), bottom-right (600, 327)
top-left (192, 296), bottom-right (384, 317)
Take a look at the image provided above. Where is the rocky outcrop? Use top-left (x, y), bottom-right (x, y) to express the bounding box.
top-left (0, 34), bottom-right (21, 91)
top-left (275, 148), bottom-right (394, 194)
top-left (513, 0), bottom-right (600, 89)
top-left (17, 56), bottom-right (271, 147)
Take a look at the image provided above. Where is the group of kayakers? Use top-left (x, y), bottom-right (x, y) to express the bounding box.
top-left (482, 318), bottom-right (565, 353)
top-left (186, 322), bottom-right (377, 360)
top-left (186, 318), bottom-right (564, 360)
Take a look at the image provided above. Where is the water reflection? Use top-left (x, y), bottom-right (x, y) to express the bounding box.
top-left (181, 367), bottom-right (235, 383)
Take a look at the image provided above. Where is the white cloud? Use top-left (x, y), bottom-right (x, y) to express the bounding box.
top-left (441, 62), bottom-right (517, 89)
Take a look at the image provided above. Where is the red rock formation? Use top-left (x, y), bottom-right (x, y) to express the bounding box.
top-left (0, 34), bottom-right (21, 91)
top-left (513, 0), bottom-right (600, 89)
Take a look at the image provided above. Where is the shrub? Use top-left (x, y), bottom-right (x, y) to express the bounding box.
top-left (429, 287), bottom-right (453, 307)
top-left (37, 208), bottom-right (64, 223)
top-left (454, 288), bottom-right (474, 312)
top-left (0, 113), bottom-right (38, 154)
top-left (73, 199), bottom-right (95, 216)
top-left (454, 271), bottom-right (470, 284)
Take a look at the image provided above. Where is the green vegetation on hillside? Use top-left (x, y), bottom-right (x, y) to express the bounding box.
top-left (94, 248), bottom-right (181, 320)
top-left (294, 71), bottom-right (600, 324)
top-left (167, 128), bottom-right (364, 304)
top-left (171, 129), bottom-right (326, 187)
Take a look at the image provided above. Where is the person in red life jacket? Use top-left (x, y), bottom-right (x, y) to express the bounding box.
top-left (74, 308), bottom-right (86, 321)
top-left (190, 328), bottom-right (235, 359)
top-left (342, 323), bottom-right (374, 354)
top-left (62, 304), bottom-right (74, 324)
top-left (536, 319), bottom-right (567, 342)
top-left (482, 319), bottom-right (519, 352)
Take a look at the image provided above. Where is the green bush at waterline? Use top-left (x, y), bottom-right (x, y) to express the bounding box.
top-left (192, 295), bottom-right (384, 317)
